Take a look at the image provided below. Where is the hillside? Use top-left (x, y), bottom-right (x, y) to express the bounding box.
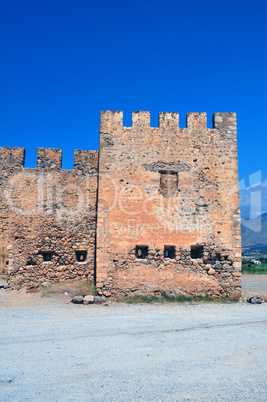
top-left (241, 212), bottom-right (267, 256)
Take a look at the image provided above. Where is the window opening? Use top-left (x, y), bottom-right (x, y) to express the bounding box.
top-left (159, 170), bottom-right (178, 197)
top-left (191, 245), bottom-right (204, 259)
top-left (26, 257), bottom-right (37, 265)
top-left (10, 153), bottom-right (12, 165)
top-left (75, 250), bottom-right (87, 262)
top-left (136, 246), bottom-right (148, 259)
top-left (42, 251), bottom-right (53, 262)
top-left (164, 246), bottom-right (176, 259)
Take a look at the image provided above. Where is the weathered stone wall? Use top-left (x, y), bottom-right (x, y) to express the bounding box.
top-left (0, 147), bottom-right (98, 287)
top-left (0, 110), bottom-right (241, 297)
top-left (96, 111), bottom-right (241, 298)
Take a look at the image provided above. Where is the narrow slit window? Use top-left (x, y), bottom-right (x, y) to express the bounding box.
top-left (10, 153), bottom-right (12, 165)
top-left (191, 245), bottom-right (204, 259)
top-left (136, 246), bottom-right (148, 259)
top-left (164, 246), bottom-right (176, 259)
top-left (159, 170), bottom-right (178, 197)
top-left (75, 250), bottom-right (87, 262)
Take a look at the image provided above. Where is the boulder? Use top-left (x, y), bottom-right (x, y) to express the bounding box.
top-left (94, 296), bottom-right (102, 303)
top-left (83, 295), bottom-right (94, 304)
top-left (42, 281), bottom-right (51, 287)
top-left (71, 295), bottom-right (84, 304)
top-left (26, 282), bottom-right (39, 291)
top-left (247, 295), bottom-right (265, 304)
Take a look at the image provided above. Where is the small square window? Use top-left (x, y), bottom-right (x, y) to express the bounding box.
top-left (26, 257), bottom-right (37, 266)
top-left (191, 245), bottom-right (203, 259)
top-left (76, 250), bottom-right (87, 262)
top-left (42, 251), bottom-right (53, 262)
top-left (164, 246), bottom-right (176, 259)
top-left (136, 246), bottom-right (148, 259)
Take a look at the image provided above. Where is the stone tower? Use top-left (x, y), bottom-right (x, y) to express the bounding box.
top-left (96, 111), bottom-right (241, 298)
top-left (0, 110), bottom-right (241, 298)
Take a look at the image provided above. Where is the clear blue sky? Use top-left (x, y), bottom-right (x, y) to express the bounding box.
top-left (1, 0), bottom-right (266, 217)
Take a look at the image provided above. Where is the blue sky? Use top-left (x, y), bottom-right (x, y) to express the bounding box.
top-left (1, 0), bottom-right (266, 218)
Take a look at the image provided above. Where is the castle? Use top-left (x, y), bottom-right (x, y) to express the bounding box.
top-left (0, 111), bottom-right (242, 298)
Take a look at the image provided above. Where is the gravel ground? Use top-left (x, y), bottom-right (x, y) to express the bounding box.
top-left (0, 276), bottom-right (267, 401)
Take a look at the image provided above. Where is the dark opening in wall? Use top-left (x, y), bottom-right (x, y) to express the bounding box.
top-left (75, 250), bottom-right (87, 262)
top-left (159, 170), bottom-right (178, 197)
top-left (26, 257), bottom-right (37, 266)
top-left (6, 260), bottom-right (9, 265)
top-left (42, 252), bottom-right (53, 262)
top-left (164, 246), bottom-right (176, 259)
top-left (191, 245), bottom-right (204, 259)
top-left (136, 246), bottom-right (148, 259)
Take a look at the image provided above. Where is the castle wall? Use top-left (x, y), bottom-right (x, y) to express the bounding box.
top-left (96, 111), bottom-right (241, 298)
top-left (0, 147), bottom-right (98, 286)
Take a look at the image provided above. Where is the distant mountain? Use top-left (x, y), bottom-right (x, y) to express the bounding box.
top-left (241, 212), bottom-right (267, 255)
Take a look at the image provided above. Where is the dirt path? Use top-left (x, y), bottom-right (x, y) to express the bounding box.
top-left (0, 275), bottom-right (267, 401)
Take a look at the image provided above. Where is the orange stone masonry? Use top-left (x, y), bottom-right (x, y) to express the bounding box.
top-left (0, 110), bottom-right (241, 298)
top-left (96, 111), bottom-right (241, 298)
top-left (0, 147), bottom-right (98, 286)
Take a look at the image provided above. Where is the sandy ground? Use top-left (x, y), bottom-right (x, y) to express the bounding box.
top-left (0, 275), bottom-right (266, 401)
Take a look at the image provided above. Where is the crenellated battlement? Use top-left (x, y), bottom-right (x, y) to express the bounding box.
top-left (100, 110), bottom-right (237, 133)
top-left (0, 147), bottom-right (98, 171)
top-left (0, 147), bottom-right (25, 167)
top-left (1, 108), bottom-right (241, 299)
top-left (37, 148), bottom-right (62, 170)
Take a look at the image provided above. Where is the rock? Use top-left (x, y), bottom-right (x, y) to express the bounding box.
top-left (83, 295), bottom-right (94, 304)
top-left (221, 272), bottom-right (231, 277)
top-left (71, 295), bottom-right (84, 304)
top-left (207, 268), bottom-right (215, 275)
top-left (232, 272), bottom-right (241, 277)
top-left (42, 281), bottom-right (51, 287)
top-left (94, 296), bottom-right (102, 303)
top-left (233, 262), bottom-right (241, 268)
top-left (247, 295), bottom-right (265, 304)
top-left (26, 282), bottom-right (39, 291)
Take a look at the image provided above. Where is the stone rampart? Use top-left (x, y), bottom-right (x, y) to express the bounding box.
top-left (0, 110), bottom-right (241, 298)
top-left (0, 147), bottom-right (98, 286)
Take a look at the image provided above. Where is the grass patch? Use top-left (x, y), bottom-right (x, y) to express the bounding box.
top-left (242, 261), bottom-right (267, 274)
top-left (0, 272), bottom-right (8, 283)
top-left (123, 292), bottom-right (239, 304)
top-left (242, 268), bottom-right (267, 274)
top-left (41, 278), bottom-right (95, 298)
